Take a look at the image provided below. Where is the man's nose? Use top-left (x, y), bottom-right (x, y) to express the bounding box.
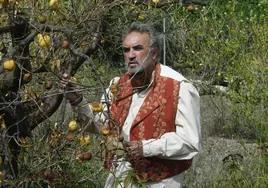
top-left (128, 49), bottom-right (136, 60)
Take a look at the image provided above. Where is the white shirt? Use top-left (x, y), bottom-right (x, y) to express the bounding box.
top-left (75, 64), bottom-right (201, 188)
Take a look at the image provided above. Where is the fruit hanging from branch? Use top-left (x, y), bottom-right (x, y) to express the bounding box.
top-left (37, 15), bottom-right (47, 24)
top-left (79, 135), bottom-right (90, 146)
top-left (187, 3), bottom-right (194, 12)
top-left (23, 73), bottom-right (32, 83)
top-left (83, 151), bottom-right (92, 161)
top-left (49, 0), bottom-right (60, 9)
top-left (75, 151), bottom-right (92, 162)
top-left (101, 126), bottom-right (110, 136)
top-left (81, 41), bottom-right (87, 48)
top-left (152, 0), bottom-right (160, 4)
top-left (3, 59), bottom-right (15, 71)
top-left (137, 13), bottom-right (146, 21)
top-left (68, 120), bottom-right (78, 132)
top-left (110, 83), bottom-right (119, 95)
top-left (37, 34), bottom-right (51, 49)
top-left (66, 131), bottom-right (75, 141)
top-left (71, 77), bottom-right (77, 83)
top-left (45, 80), bottom-right (53, 90)
top-left (89, 101), bottom-right (103, 113)
top-left (61, 40), bottom-right (69, 48)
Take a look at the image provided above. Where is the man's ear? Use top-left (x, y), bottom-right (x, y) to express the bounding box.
top-left (151, 48), bottom-right (158, 60)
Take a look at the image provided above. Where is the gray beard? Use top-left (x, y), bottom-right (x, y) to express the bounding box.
top-left (125, 59), bottom-right (153, 75)
top-left (127, 65), bottom-right (144, 74)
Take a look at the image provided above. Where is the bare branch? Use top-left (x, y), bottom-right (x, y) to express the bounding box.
top-left (28, 90), bottom-right (63, 131)
top-left (0, 25), bottom-right (14, 34)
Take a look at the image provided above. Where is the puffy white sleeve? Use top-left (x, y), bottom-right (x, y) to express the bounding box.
top-left (142, 81), bottom-right (201, 160)
top-left (72, 97), bottom-right (101, 134)
top-left (73, 77), bottom-right (120, 134)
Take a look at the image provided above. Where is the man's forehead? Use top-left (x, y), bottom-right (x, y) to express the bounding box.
top-left (123, 31), bottom-right (150, 47)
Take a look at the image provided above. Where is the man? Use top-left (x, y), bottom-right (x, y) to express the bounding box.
top-left (65, 22), bottom-right (201, 188)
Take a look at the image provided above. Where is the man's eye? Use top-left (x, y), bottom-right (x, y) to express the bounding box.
top-left (133, 46), bottom-right (143, 51)
top-left (123, 48), bottom-right (130, 53)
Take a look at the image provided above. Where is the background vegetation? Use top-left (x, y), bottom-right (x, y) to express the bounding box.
top-left (0, 0), bottom-right (267, 187)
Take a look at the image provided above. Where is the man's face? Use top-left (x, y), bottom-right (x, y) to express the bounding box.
top-left (123, 31), bottom-right (156, 74)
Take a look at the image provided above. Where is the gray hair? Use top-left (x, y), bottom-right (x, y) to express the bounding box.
top-left (122, 22), bottom-right (162, 61)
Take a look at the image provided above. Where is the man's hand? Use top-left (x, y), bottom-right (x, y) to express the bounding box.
top-left (60, 73), bottom-right (83, 106)
top-left (123, 141), bottom-right (143, 158)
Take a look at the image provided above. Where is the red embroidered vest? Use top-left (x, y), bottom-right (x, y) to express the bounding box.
top-left (110, 63), bottom-right (192, 182)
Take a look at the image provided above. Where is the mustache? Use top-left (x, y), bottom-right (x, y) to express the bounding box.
top-left (127, 60), bottom-right (140, 64)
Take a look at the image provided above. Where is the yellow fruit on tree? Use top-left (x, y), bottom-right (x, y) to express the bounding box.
top-left (3, 59), bottom-right (15, 71)
top-left (37, 34), bottom-right (51, 48)
top-left (152, 0), bottom-right (160, 3)
top-left (71, 77), bottom-right (77, 83)
top-left (49, 0), bottom-right (59, 9)
top-left (68, 120), bottom-right (78, 131)
top-left (101, 128), bottom-right (110, 136)
top-left (110, 84), bottom-right (119, 95)
top-left (89, 101), bottom-right (103, 113)
top-left (37, 33), bottom-right (42, 40)
top-left (138, 14), bottom-right (146, 21)
top-left (79, 135), bottom-right (90, 146)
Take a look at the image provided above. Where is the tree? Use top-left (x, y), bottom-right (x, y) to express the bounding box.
top-left (0, 0), bottom-right (104, 185)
